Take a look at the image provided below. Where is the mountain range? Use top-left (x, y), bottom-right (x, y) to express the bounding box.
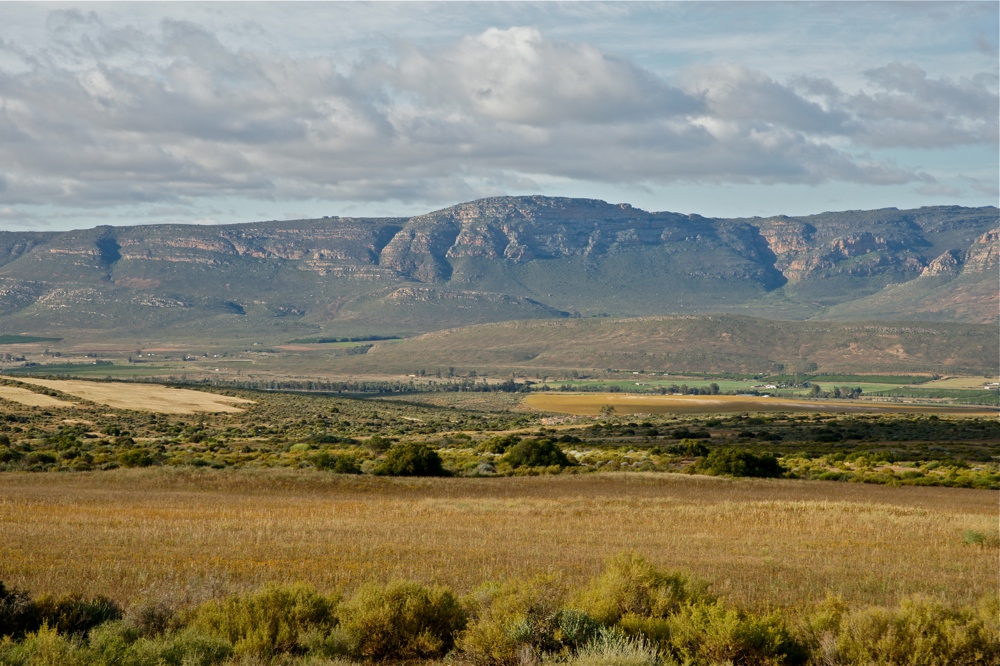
top-left (0, 196), bottom-right (995, 343)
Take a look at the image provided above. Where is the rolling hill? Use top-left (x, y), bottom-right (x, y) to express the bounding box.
top-left (0, 197), bottom-right (995, 344)
top-left (345, 315), bottom-right (999, 376)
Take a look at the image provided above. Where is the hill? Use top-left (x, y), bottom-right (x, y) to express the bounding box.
top-left (0, 197), bottom-right (995, 343)
top-left (346, 315), bottom-right (999, 376)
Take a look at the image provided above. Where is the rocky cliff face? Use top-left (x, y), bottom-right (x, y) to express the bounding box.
top-left (0, 197), bottom-right (995, 338)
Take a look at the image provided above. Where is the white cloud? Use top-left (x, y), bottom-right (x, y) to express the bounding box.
top-left (0, 9), bottom-right (994, 224)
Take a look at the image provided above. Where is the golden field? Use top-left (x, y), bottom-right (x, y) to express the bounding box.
top-left (0, 468), bottom-right (994, 612)
top-left (9, 377), bottom-right (254, 413)
top-left (525, 392), bottom-right (997, 416)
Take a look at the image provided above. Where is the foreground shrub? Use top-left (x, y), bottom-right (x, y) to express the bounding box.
top-left (458, 575), bottom-right (567, 665)
top-left (575, 552), bottom-right (710, 625)
top-left (31, 593), bottom-right (122, 637)
top-left (569, 627), bottom-right (658, 666)
top-left (0, 583), bottom-right (33, 639)
top-left (374, 443), bottom-right (447, 476)
top-left (188, 583), bottom-right (337, 657)
top-left (336, 580), bottom-right (465, 660)
top-left (662, 600), bottom-right (806, 665)
top-left (504, 439), bottom-right (571, 469)
top-left (800, 594), bottom-right (1000, 665)
top-left (89, 622), bottom-right (232, 666)
top-left (692, 447), bottom-right (784, 478)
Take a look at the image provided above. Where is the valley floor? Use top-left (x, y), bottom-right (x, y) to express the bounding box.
top-left (0, 468), bottom-right (994, 611)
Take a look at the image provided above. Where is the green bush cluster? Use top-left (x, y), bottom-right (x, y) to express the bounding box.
top-left (374, 442), bottom-right (447, 476)
top-left (691, 447), bottom-right (785, 478)
top-left (0, 582), bottom-right (121, 639)
top-left (2, 558), bottom-right (999, 665)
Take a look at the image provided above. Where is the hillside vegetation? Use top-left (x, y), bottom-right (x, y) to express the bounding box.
top-left (350, 315), bottom-right (998, 376)
top-left (0, 197), bottom-right (995, 343)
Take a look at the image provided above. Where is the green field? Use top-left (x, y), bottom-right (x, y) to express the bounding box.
top-left (0, 334), bottom-right (62, 344)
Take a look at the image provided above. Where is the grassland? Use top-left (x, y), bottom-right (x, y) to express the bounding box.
top-left (0, 468), bottom-right (995, 613)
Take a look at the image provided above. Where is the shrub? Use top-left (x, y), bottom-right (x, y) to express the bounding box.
top-left (692, 447), bottom-right (784, 478)
top-left (575, 552), bottom-right (710, 625)
top-left (0, 624), bottom-right (82, 666)
top-left (800, 594), bottom-right (1000, 666)
top-left (123, 600), bottom-right (176, 637)
top-left (88, 621), bottom-right (233, 666)
top-left (375, 443), bottom-right (446, 477)
top-left (0, 582), bottom-right (33, 639)
top-left (187, 583), bottom-right (337, 657)
top-left (478, 435), bottom-right (521, 455)
top-left (336, 580), bottom-right (466, 660)
top-left (570, 626), bottom-right (659, 666)
top-left (504, 439), bottom-right (571, 469)
top-left (458, 575), bottom-right (566, 665)
top-left (663, 600), bottom-right (806, 665)
top-left (310, 452), bottom-right (362, 474)
top-left (118, 449), bottom-right (155, 468)
top-left (32, 593), bottom-right (122, 636)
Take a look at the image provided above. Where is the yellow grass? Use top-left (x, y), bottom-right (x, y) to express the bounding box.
top-left (0, 469), bottom-right (994, 613)
top-left (10, 378), bottom-right (254, 414)
top-left (919, 375), bottom-right (1000, 389)
top-left (524, 392), bottom-right (996, 416)
top-left (0, 385), bottom-right (76, 408)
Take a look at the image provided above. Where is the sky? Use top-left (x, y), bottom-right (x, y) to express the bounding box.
top-left (0, 1), bottom-right (996, 231)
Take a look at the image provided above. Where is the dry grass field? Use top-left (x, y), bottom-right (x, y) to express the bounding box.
top-left (10, 378), bottom-right (254, 413)
top-left (525, 392), bottom-right (998, 416)
top-left (0, 468), bottom-right (994, 614)
top-left (0, 385), bottom-right (75, 408)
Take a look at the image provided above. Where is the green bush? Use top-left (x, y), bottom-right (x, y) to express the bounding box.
top-left (88, 622), bottom-right (233, 666)
top-left (692, 447), bottom-right (784, 478)
top-left (800, 594), bottom-right (1000, 666)
top-left (575, 552), bottom-right (710, 625)
top-left (117, 449), bottom-right (155, 468)
top-left (187, 583), bottom-right (337, 657)
top-left (374, 443), bottom-right (446, 477)
top-left (458, 575), bottom-right (566, 665)
top-left (336, 580), bottom-right (466, 660)
top-left (662, 600), bottom-right (805, 665)
top-left (504, 439), bottom-right (571, 469)
top-left (478, 435), bottom-right (520, 455)
top-left (310, 452), bottom-right (362, 474)
top-left (31, 593), bottom-right (122, 636)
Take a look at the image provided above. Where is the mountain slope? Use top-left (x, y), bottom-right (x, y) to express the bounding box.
top-left (0, 197), bottom-right (994, 342)
top-left (350, 315), bottom-right (999, 376)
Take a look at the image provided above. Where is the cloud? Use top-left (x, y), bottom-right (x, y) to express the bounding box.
top-left (0, 13), bottom-right (993, 216)
top-left (393, 26), bottom-right (701, 125)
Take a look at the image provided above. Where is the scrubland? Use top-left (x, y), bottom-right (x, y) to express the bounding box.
top-left (1, 469), bottom-right (997, 665)
top-left (0, 378), bottom-right (997, 664)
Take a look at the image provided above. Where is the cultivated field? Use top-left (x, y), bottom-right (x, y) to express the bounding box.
top-left (9, 378), bottom-right (255, 414)
top-left (0, 469), bottom-right (995, 613)
top-left (525, 392), bottom-right (998, 416)
top-left (0, 384), bottom-right (75, 408)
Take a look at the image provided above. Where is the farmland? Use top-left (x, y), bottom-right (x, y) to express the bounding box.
top-left (524, 392), bottom-right (998, 416)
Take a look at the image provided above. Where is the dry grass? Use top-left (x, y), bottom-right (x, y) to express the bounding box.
top-left (920, 375), bottom-right (999, 389)
top-left (0, 469), bottom-right (994, 613)
top-left (10, 378), bottom-right (254, 413)
top-left (524, 393), bottom-right (997, 416)
top-left (0, 385), bottom-right (76, 408)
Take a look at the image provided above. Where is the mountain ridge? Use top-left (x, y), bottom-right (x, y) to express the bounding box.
top-left (0, 196), bottom-right (995, 342)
